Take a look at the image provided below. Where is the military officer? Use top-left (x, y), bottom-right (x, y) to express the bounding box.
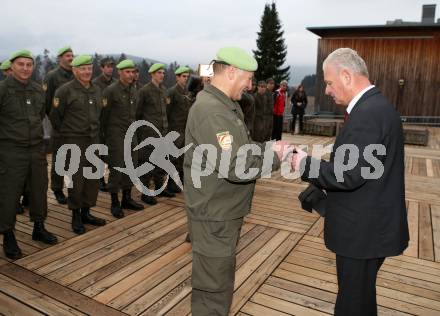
top-left (49, 55), bottom-right (106, 234)
top-left (0, 50), bottom-right (58, 259)
top-left (44, 46), bottom-right (74, 205)
top-left (253, 80), bottom-right (268, 142)
top-left (93, 57), bottom-right (116, 192)
top-left (238, 86), bottom-right (256, 138)
top-left (166, 66), bottom-right (192, 193)
top-left (101, 59), bottom-right (144, 218)
top-left (184, 47), bottom-right (291, 315)
top-left (264, 78), bottom-right (275, 140)
top-left (0, 59), bottom-right (12, 77)
top-left (136, 63), bottom-right (175, 205)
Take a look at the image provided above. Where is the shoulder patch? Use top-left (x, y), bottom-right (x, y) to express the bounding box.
top-left (102, 98), bottom-right (108, 107)
top-left (42, 83), bottom-right (47, 92)
top-left (216, 131), bottom-right (233, 150)
top-left (53, 97), bottom-right (59, 108)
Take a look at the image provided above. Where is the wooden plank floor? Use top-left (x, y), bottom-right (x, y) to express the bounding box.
top-left (0, 128), bottom-right (439, 315)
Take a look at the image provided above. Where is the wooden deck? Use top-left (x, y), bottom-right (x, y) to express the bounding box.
top-left (1, 128), bottom-right (439, 315)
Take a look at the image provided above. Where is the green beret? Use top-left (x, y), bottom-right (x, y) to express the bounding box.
top-left (71, 55), bottom-right (92, 67)
top-left (175, 66), bottom-right (191, 75)
top-left (57, 46), bottom-right (72, 57)
top-left (116, 59), bottom-right (136, 70)
top-left (148, 63), bottom-right (165, 73)
top-left (10, 49), bottom-right (33, 62)
top-left (216, 47), bottom-right (257, 72)
top-left (0, 60), bottom-right (11, 70)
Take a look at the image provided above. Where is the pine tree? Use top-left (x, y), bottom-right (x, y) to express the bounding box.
top-left (253, 2), bottom-right (290, 83)
top-left (92, 53), bottom-right (101, 79)
top-left (43, 49), bottom-right (55, 77)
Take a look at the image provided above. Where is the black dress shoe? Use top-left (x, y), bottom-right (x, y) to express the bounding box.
top-left (141, 194), bottom-right (157, 205)
top-left (158, 189), bottom-right (175, 198)
top-left (72, 209), bottom-right (85, 234)
top-left (99, 178), bottom-right (108, 192)
top-left (53, 190), bottom-right (67, 204)
top-left (121, 189), bottom-right (144, 211)
top-left (3, 230), bottom-right (22, 260)
top-left (81, 208), bottom-right (106, 226)
top-left (32, 221), bottom-right (58, 245)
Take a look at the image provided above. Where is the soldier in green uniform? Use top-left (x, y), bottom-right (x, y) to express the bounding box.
top-left (133, 67), bottom-right (143, 91)
top-left (0, 50), bottom-right (58, 259)
top-left (136, 63), bottom-right (175, 205)
top-left (0, 59), bottom-right (12, 78)
top-left (101, 59), bottom-right (144, 218)
top-left (184, 47), bottom-right (291, 315)
top-left (93, 57), bottom-right (116, 192)
top-left (264, 78), bottom-right (275, 140)
top-left (253, 80), bottom-right (268, 142)
top-left (238, 87), bottom-right (256, 138)
top-left (44, 46), bottom-right (74, 205)
top-left (49, 55), bottom-right (106, 234)
top-left (166, 66), bottom-right (192, 193)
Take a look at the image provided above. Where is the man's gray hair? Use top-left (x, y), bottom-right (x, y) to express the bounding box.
top-left (323, 48), bottom-right (369, 78)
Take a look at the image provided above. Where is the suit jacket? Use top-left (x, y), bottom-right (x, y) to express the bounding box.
top-left (301, 87), bottom-right (409, 259)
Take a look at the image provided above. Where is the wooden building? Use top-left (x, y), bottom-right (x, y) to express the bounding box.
top-left (307, 7), bottom-right (440, 118)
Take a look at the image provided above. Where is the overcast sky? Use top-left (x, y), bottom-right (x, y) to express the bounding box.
top-left (1, 0), bottom-right (438, 68)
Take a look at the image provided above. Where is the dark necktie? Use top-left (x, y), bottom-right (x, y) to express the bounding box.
top-left (344, 111), bottom-right (349, 122)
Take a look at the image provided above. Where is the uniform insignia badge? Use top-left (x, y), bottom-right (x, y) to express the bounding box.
top-left (166, 97), bottom-right (171, 105)
top-left (216, 131), bottom-right (233, 150)
top-left (42, 83), bottom-right (47, 92)
top-left (53, 98), bottom-right (60, 108)
top-left (89, 99), bottom-right (93, 105)
top-left (102, 98), bottom-right (108, 107)
top-left (26, 99), bottom-right (31, 105)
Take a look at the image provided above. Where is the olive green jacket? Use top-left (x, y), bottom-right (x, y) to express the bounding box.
top-left (92, 74), bottom-right (116, 92)
top-left (50, 79), bottom-right (102, 138)
top-left (43, 66), bottom-right (73, 115)
top-left (101, 81), bottom-right (138, 166)
top-left (0, 76), bottom-right (45, 146)
top-left (184, 84), bottom-right (281, 221)
top-left (167, 83), bottom-right (192, 133)
top-left (136, 81), bottom-right (169, 137)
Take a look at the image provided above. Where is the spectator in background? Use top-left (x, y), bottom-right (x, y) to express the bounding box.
top-left (272, 80), bottom-right (288, 140)
top-left (291, 84), bottom-right (308, 134)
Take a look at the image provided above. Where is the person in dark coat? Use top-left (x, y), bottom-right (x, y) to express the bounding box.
top-left (293, 48), bottom-right (409, 316)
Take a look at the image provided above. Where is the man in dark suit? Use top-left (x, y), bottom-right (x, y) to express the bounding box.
top-left (293, 48), bottom-right (409, 316)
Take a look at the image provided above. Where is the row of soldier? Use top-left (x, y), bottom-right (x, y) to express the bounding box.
top-left (0, 46), bottom-right (285, 259)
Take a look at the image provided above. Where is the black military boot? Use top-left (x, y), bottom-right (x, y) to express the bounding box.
top-left (32, 221), bottom-right (58, 245)
top-left (81, 207), bottom-right (106, 226)
top-left (121, 189), bottom-right (144, 210)
top-left (3, 230), bottom-right (22, 260)
top-left (167, 177), bottom-right (182, 194)
top-left (71, 209), bottom-right (85, 234)
top-left (111, 193), bottom-right (124, 218)
top-left (141, 194), bottom-right (157, 205)
top-left (53, 190), bottom-right (67, 204)
top-left (99, 178), bottom-right (108, 192)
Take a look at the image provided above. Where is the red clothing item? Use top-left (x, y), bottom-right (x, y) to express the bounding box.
top-left (273, 89), bottom-right (286, 116)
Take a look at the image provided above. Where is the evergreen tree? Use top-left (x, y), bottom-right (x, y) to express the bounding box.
top-left (43, 49), bottom-right (55, 77)
top-left (92, 53), bottom-right (101, 79)
top-left (164, 61), bottom-right (178, 88)
top-left (31, 55), bottom-right (43, 83)
top-left (253, 2), bottom-right (290, 83)
top-left (138, 59), bottom-right (150, 86)
top-left (301, 74), bottom-right (316, 97)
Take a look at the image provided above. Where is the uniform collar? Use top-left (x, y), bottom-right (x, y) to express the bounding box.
top-left (99, 73), bottom-right (114, 84)
top-left (117, 80), bottom-right (131, 92)
top-left (58, 66), bottom-right (73, 78)
top-left (175, 83), bottom-right (187, 94)
top-left (204, 83), bottom-right (239, 111)
top-left (72, 78), bottom-right (96, 92)
top-left (6, 75), bottom-right (34, 91)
